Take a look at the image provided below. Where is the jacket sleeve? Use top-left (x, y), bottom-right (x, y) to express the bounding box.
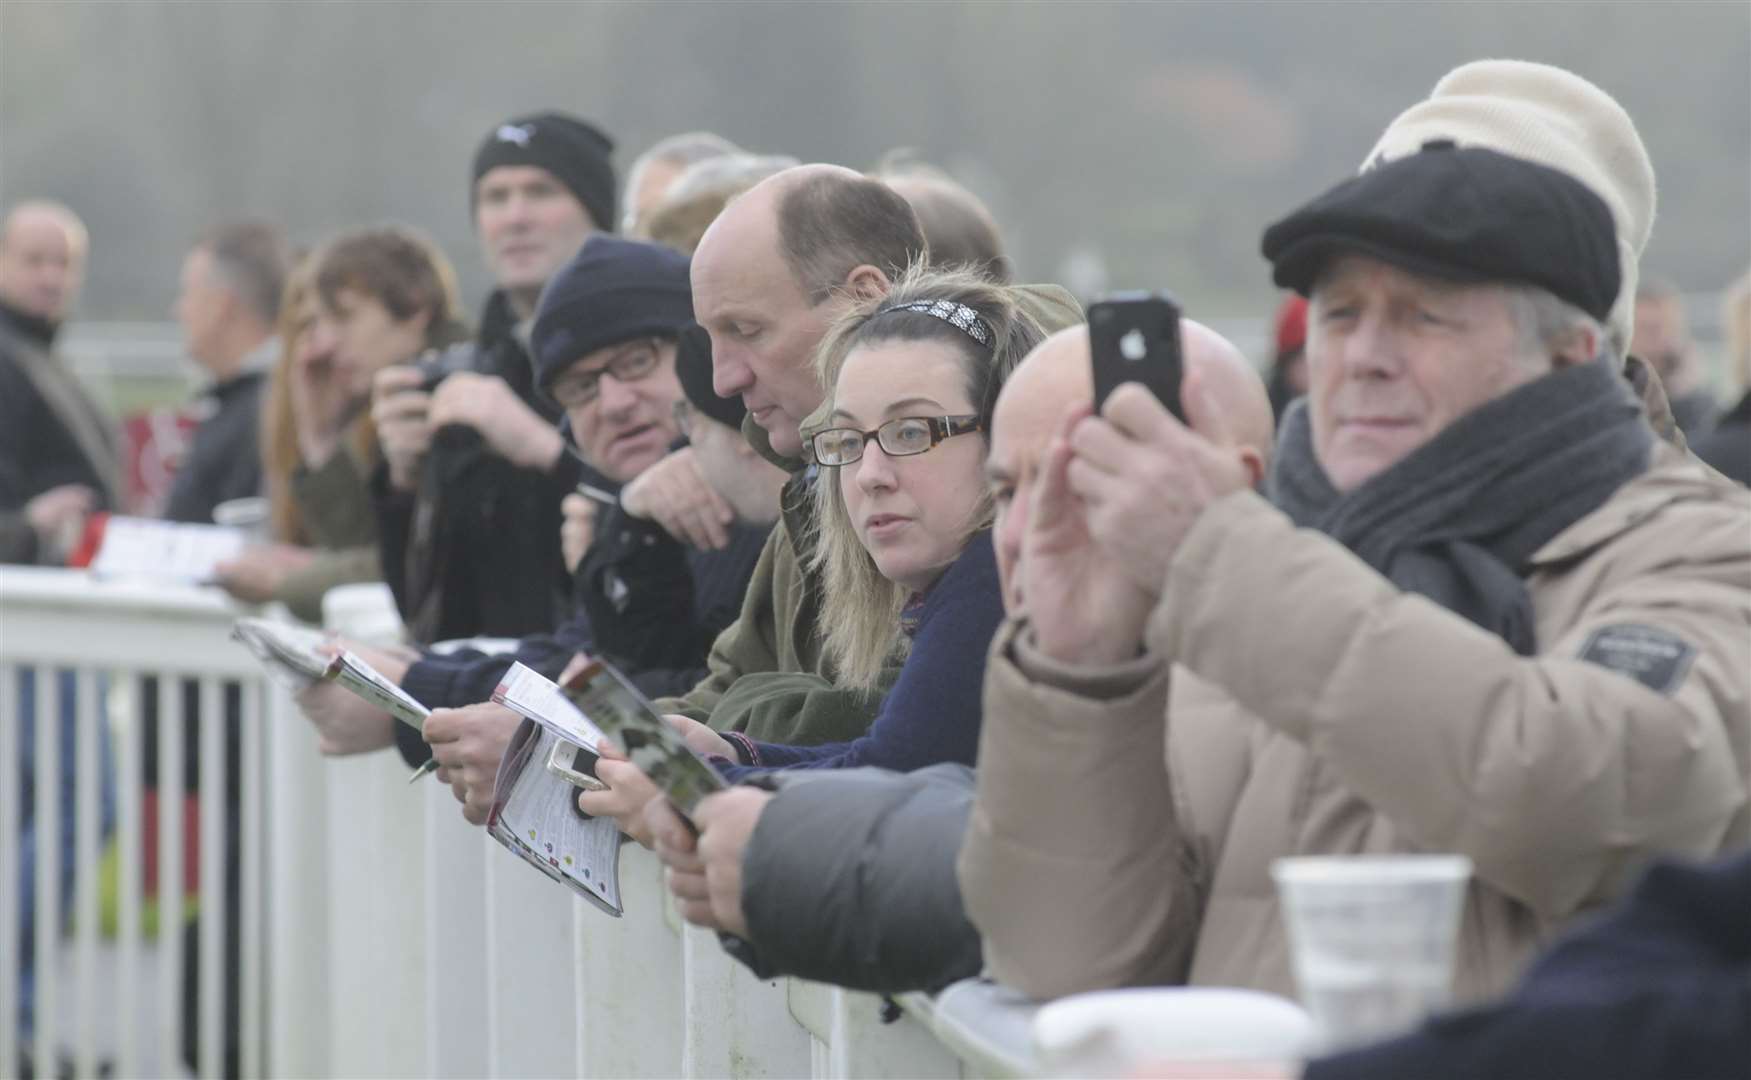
top-left (368, 462), bottom-right (417, 621)
top-left (271, 544), bottom-right (381, 625)
top-left (958, 621), bottom-right (1204, 1000)
top-left (730, 763), bottom-right (986, 993)
top-left (1154, 489), bottom-right (1751, 920)
top-left (0, 511), bottom-right (38, 565)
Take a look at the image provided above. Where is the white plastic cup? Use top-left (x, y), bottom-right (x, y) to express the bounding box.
top-left (321, 582), bottom-right (407, 645)
top-left (1271, 854), bottom-right (1472, 1052)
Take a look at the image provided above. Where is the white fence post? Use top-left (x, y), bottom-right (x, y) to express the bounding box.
top-left (421, 782), bottom-right (490, 1079)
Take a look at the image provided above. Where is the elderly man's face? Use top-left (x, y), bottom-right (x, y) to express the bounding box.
top-left (0, 213), bottom-right (84, 323)
top-left (692, 204), bottom-right (834, 459)
top-left (1307, 255), bottom-right (1547, 492)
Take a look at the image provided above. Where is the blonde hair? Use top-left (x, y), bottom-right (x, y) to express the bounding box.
top-left (807, 262), bottom-right (1045, 690)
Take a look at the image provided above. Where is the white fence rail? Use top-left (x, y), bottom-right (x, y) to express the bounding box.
top-left (0, 566), bottom-right (1031, 1079)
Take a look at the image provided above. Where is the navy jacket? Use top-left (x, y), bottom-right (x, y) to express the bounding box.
top-left (719, 530), bottom-right (1003, 781)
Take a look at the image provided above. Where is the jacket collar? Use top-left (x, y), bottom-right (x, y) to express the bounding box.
top-left (1529, 440), bottom-right (1732, 566)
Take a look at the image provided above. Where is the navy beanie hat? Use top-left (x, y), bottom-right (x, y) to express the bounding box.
top-left (531, 235), bottom-right (694, 390)
top-left (472, 112), bottom-right (618, 233)
top-left (675, 323), bottom-right (746, 430)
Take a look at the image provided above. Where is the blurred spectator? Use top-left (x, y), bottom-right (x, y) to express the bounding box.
top-left (164, 219), bottom-right (289, 525)
top-left (874, 154), bottom-right (1012, 283)
top-left (1266, 293), bottom-right (1308, 421)
top-left (292, 238), bottom-right (775, 826)
top-left (0, 199), bottom-right (117, 566)
top-left (215, 258), bottom-right (379, 619)
top-left (643, 153), bottom-right (799, 255)
top-left (1690, 268), bottom-right (1751, 484)
top-left (370, 111), bottom-right (614, 643)
top-left (1632, 276), bottom-right (1717, 439)
top-left (622, 130), bottom-right (743, 235)
top-left (960, 132), bottom-right (1749, 1009)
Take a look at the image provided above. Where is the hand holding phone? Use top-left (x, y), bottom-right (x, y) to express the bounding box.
top-left (1088, 291), bottom-right (1185, 420)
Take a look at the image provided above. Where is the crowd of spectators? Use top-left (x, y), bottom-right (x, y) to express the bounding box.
top-left (5, 56), bottom-right (1748, 1080)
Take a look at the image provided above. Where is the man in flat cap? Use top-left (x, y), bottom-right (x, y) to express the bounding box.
top-left (958, 142), bottom-right (1751, 1006)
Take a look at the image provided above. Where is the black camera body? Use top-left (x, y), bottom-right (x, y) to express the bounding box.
top-left (411, 342), bottom-right (479, 394)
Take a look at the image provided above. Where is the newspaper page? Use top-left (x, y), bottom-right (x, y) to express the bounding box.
top-left (488, 720), bottom-right (624, 916)
top-left (92, 517), bottom-right (246, 584)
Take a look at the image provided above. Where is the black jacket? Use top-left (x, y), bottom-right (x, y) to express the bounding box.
top-left (726, 763), bottom-right (983, 994)
top-left (163, 366), bottom-right (267, 525)
top-left (0, 301), bottom-right (118, 564)
top-left (391, 492), bottom-right (769, 768)
top-left (1692, 390), bottom-right (1750, 487)
top-left (374, 291), bottom-right (575, 643)
top-left (1305, 851), bottom-right (1751, 1080)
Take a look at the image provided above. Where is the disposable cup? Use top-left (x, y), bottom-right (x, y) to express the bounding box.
top-left (212, 495), bottom-right (271, 539)
top-left (1271, 854), bottom-right (1472, 1052)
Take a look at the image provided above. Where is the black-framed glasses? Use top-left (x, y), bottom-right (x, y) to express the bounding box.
top-left (809, 414), bottom-right (983, 467)
top-left (550, 339), bottom-right (663, 408)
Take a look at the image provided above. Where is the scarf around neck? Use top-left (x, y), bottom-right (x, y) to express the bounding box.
top-left (1267, 360), bottom-right (1652, 654)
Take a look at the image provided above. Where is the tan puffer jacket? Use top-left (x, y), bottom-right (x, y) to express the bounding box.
top-left (960, 441), bottom-right (1751, 1003)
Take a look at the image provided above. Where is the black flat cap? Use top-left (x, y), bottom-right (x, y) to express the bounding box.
top-left (1262, 142), bottom-right (1619, 322)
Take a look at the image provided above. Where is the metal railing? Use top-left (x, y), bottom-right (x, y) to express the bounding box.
top-left (0, 566), bottom-right (1033, 1079)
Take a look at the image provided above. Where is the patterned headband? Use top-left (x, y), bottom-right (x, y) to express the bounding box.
top-left (873, 298), bottom-right (994, 348)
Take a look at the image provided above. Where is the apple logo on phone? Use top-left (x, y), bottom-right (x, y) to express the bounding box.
top-left (1119, 328), bottom-right (1147, 362)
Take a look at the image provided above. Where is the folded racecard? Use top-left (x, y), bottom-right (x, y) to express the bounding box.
top-left (230, 617), bottom-right (428, 732)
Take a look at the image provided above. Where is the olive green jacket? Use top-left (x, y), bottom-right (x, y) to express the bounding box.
top-left (657, 283), bottom-right (1084, 745)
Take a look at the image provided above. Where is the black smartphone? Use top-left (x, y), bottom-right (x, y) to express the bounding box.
top-left (1088, 291), bottom-right (1185, 420)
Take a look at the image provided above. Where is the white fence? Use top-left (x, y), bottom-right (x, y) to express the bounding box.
top-left (0, 567), bottom-right (1036, 1079)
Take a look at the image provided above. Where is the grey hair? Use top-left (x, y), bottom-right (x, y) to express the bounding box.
top-left (665, 153), bottom-right (800, 205)
top-left (621, 132), bottom-right (744, 231)
top-left (1505, 284), bottom-right (1614, 368)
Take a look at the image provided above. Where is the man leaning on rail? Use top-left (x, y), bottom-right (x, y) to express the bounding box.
top-left (958, 136), bottom-right (1751, 1003)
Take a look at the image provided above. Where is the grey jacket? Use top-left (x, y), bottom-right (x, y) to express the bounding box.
top-left (727, 764), bottom-right (983, 994)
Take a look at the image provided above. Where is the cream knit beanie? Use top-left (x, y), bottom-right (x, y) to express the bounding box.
top-left (1364, 60), bottom-right (1656, 350)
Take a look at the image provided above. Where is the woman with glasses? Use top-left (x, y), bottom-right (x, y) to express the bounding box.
top-left (667, 264), bottom-right (1047, 778)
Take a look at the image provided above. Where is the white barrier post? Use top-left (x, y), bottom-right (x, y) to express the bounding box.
top-left (571, 846), bottom-right (683, 1078)
top-left (421, 782), bottom-right (489, 1078)
top-left (483, 837), bottom-right (579, 1078)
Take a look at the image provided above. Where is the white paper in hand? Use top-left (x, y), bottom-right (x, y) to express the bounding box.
top-left (491, 662), bottom-right (606, 750)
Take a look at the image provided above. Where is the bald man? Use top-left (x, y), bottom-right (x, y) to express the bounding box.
top-left (586, 165), bottom-right (1081, 847)
top-left (640, 322), bottom-right (1266, 993)
top-left (0, 200), bottom-right (119, 565)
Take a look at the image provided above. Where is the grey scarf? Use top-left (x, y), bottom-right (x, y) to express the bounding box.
top-left (1267, 360), bottom-right (1652, 654)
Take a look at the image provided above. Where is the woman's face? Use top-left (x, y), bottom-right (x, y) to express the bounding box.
top-left (831, 339), bottom-right (987, 593)
top-left (320, 286), bottom-right (429, 397)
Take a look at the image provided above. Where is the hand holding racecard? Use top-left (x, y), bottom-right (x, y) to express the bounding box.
top-left (559, 659), bottom-right (726, 824)
top-left (231, 617), bottom-right (429, 732)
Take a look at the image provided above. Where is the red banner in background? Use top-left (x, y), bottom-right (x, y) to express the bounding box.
top-left (122, 406), bottom-right (198, 517)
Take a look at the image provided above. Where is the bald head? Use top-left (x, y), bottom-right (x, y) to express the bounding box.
top-left (691, 165), bottom-right (925, 458)
top-left (988, 322), bottom-right (1274, 611)
top-left (0, 200), bottom-right (89, 323)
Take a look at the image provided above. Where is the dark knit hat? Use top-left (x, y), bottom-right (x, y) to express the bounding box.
top-left (1263, 142), bottom-right (1619, 323)
top-left (472, 112), bottom-right (618, 233)
top-left (675, 323), bottom-right (745, 430)
top-left (531, 235), bottom-right (693, 390)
